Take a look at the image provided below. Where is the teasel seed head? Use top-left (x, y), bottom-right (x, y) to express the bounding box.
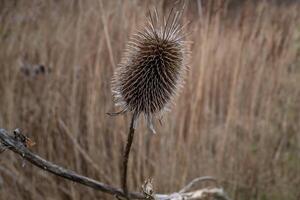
top-left (111, 9), bottom-right (189, 134)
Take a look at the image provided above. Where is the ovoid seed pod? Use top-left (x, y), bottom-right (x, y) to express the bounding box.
top-left (111, 10), bottom-right (188, 133)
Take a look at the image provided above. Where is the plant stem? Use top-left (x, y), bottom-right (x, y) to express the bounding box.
top-left (122, 114), bottom-right (136, 199)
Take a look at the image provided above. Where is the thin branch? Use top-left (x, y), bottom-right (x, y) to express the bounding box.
top-left (122, 113), bottom-right (136, 198)
top-left (0, 128), bottom-right (231, 200)
top-left (58, 119), bottom-right (110, 183)
top-left (0, 128), bottom-right (144, 200)
top-left (156, 188), bottom-right (231, 200)
top-left (179, 176), bottom-right (218, 193)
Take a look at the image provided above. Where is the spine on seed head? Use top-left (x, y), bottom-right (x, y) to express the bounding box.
top-left (111, 9), bottom-right (189, 134)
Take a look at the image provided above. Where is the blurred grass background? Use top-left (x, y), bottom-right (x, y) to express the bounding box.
top-left (0, 0), bottom-right (299, 199)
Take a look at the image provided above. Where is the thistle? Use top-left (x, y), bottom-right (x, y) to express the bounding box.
top-left (110, 8), bottom-right (189, 198)
top-left (111, 9), bottom-right (188, 134)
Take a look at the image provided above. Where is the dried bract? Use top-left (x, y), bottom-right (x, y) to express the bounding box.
top-left (111, 10), bottom-right (188, 133)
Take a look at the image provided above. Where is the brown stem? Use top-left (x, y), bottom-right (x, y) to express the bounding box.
top-left (122, 113), bottom-right (136, 198)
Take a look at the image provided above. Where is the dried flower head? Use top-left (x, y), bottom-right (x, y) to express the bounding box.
top-left (111, 9), bottom-right (188, 133)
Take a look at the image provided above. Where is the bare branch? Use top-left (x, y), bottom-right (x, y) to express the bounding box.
top-left (157, 188), bottom-right (231, 200)
top-left (58, 119), bottom-right (110, 183)
top-left (179, 176), bottom-right (218, 193)
top-left (0, 128), bottom-right (231, 200)
top-left (0, 128), bottom-right (144, 199)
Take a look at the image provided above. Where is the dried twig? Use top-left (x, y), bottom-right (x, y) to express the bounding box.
top-left (156, 188), bottom-right (231, 200)
top-left (58, 119), bottom-right (110, 183)
top-left (0, 128), bottom-right (144, 199)
top-left (179, 176), bottom-right (218, 193)
top-left (0, 128), bottom-right (231, 200)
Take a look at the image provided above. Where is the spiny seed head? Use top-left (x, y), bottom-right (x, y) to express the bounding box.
top-left (111, 10), bottom-right (188, 133)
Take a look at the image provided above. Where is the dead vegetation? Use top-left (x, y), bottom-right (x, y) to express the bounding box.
top-left (0, 1), bottom-right (299, 200)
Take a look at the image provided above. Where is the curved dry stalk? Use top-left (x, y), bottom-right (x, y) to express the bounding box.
top-left (179, 176), bottom-right (218, 193)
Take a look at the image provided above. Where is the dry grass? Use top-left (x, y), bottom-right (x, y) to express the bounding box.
top-left (0, 1), bottom-right (299, 199)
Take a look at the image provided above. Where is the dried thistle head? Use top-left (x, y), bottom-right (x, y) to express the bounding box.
top-left (111, 9), bottom-right (189, 133)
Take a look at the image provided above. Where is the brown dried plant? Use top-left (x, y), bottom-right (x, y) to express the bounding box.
top-left (110, 8), bottom-right (189, 198)
top-left (111, 9), bottom-right (188, 134)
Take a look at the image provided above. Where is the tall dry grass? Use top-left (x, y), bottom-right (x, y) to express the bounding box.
top-left (0, 1), bottom-right (299, 199)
